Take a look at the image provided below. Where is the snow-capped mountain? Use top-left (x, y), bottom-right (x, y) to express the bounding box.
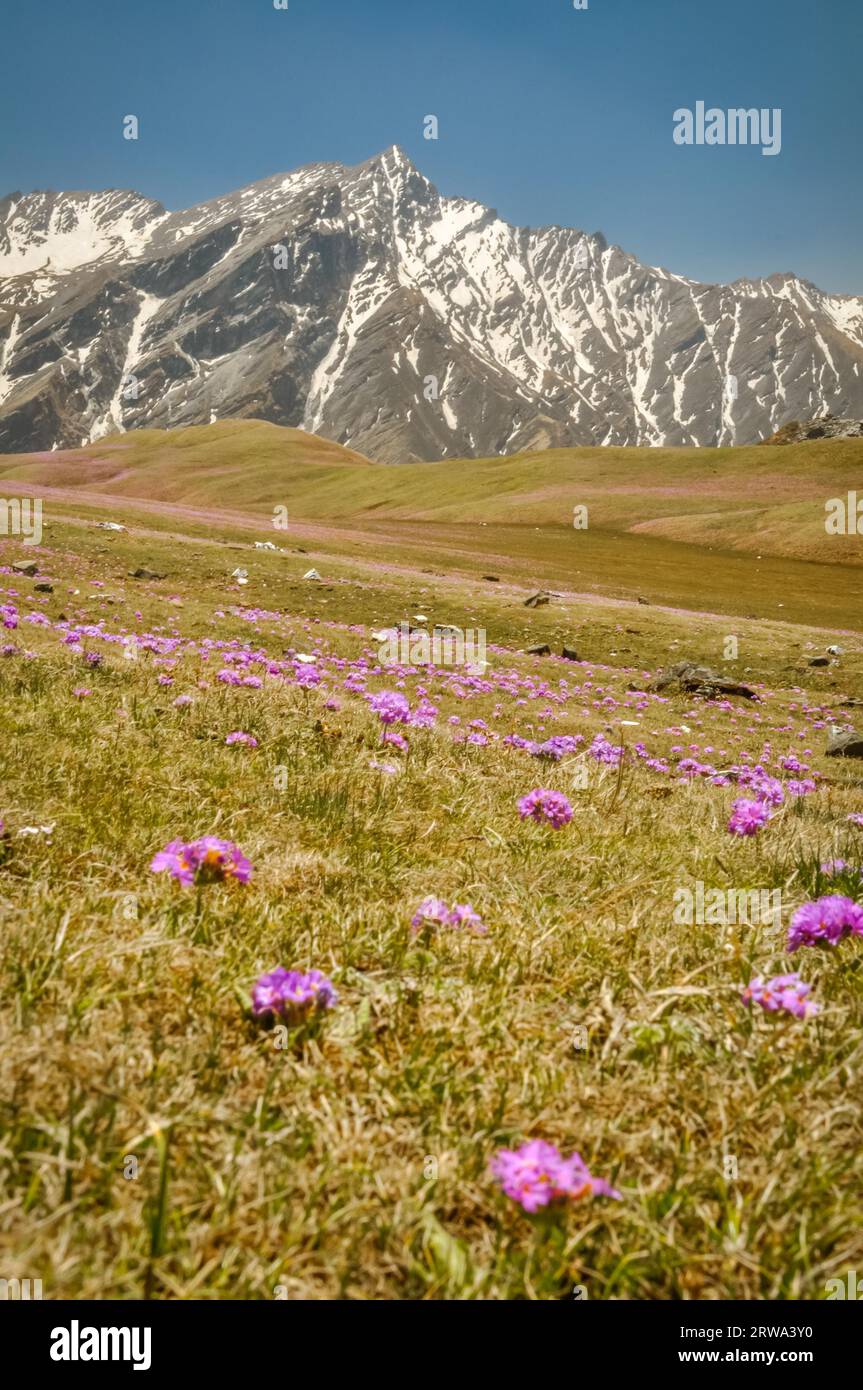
top-left (1, 146), bottom-right (862, 461)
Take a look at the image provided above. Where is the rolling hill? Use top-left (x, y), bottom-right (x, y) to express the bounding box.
top-left (1, 421), bottom-right (861, 568)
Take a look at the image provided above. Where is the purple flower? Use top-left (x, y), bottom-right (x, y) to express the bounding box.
top-left (490, 1139), bottom-right (621, 1213)
top-left (150, 839), bottom-right (195, 886)
top-left (382, 729), bottom-right (409, 752)
top-left (411, 896), bottom-right (452, 934)
top-left (750, 775), bottom-right (785, 807)
top-left (728, 798), bottom-right (771, 837)
top-left (251, 967), bottom-right (337, 1024)
top-left (150, 836), bottom-right (252, 887)
top-left (786, 778), bottom-right (817, 798)
top-left (589, 734), bottom-right (624, 766)
top-left (447, 903), bottom-right (487, 934)
top-left (787, 895), bottom-right (863, 951)
top-left (781, 755), bottom-right (805, 773)
top-left (743, 973), bottom-right (819, 1020)
top-left (225, 730), bottom-right (258, 747)
top-left (369, 690), bottom-right (411, 725)
top-left (518, 788), bottom-right (573, 829)
top-left (410, 896), bottom-right (488, 936)
top-left (820, 859), bottom-right (860, 879)
top-left (409, 701), bottom-right (438, 728)
top-left (533, 735), bottom-right (583, 762)
top-left (847, 814), bottom-right (863, 828)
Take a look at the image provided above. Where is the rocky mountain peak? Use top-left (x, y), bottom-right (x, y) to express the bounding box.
top-left (1, 149), bottom-right (862, 460)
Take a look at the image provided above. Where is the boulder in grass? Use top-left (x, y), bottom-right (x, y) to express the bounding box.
top-left (12, 562), bottom-right (38, 577)
top-left (808, 656), bottom-right (830, 668)
top-left (524, 591), bottom-right (551, 608)
top-left (825, 731), bottom-right (863, 759)
top-left (561, 646), bottom-right (579, 661)
top-left (129, 567), bottom-right (166, 580)
top-left (526, 643), bottom-right (552, 656)
top-left (649, 661), bottom-right (758, 701)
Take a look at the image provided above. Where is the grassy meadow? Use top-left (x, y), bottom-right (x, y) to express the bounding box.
top-left (1, 426), bottom-right (863, 1300)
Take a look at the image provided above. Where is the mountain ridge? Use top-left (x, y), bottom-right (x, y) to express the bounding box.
top-left (1, 146), bottom-right (862, 461)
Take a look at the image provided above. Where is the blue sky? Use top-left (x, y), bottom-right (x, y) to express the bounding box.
top-left (2, 0), bottom-right (861, 292)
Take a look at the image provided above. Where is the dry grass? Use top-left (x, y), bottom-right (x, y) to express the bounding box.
top-left (1, 513), bottom-right (862, 1301)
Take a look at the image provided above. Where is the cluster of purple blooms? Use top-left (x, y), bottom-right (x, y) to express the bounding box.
top-left (517, 788), bottom-right (574, 829)
top-left (151, 836), bottom-right (252, 886)
top-left (503, 733), bottom-right (583, 762)
top-left (743, 973), bottom-right (819, 1020)
top-left (382, 729), bottom-right (409, 752)
top-left (589, 733), bottom-right (625, 766)
top-left (634, 742), bottom-right (669, 775)
top-left (251, 968), bottom-right (338, 1024)
top-left (368, 689), bottom-right (411, 725)
top-left (225, 730), bottom-right (258, 747)
top-left (490, 1139), bottom-right (621, 1213)
top-left (411, 896), bottom-right (487, 935)
top-left (820, 859), bottom-right (861, 880)
top-left (787, 895), bottom-right (863, 952)
top-left (366, 689), bottom-right (439, 731)
top-left (727, 798), bottom-right (772, 837)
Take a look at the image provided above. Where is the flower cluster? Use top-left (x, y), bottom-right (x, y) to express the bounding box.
top-left (820, 859), bottom-right (861, 880)
top-left (368, 690), bottom-right (411, 725)
top-left (410, 896), bottom-right (487, 935)
top-left (787, 895), bottom-right (863, 951)
top-left (743, 973), bottom-right (819, 1020)
top-left (589, 734), bottom-right (625, 766)
top-left (527, 734), bottom-right (583, 762)
top-left (490, 1139), bottom-right (621, 1213)
top-left (517, 788), bottom-right (573, 829)
top-left (728, 798), bottom-right (772, 837)
top-left (251, 967), bottom-right (337, 1023)
top-left (151, 836), bottom-right (252, 886)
